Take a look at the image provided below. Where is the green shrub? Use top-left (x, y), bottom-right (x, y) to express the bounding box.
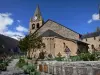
top-left (79, 53), bottom-right (98, 61)
top-left (70, 52), bottom-right (99, 61)
top-left (0, 63), bottom-right (7, 71)
top-left (55, 57), bottom-right (65, 61)
top-left (70, 56), bottom-right (81, 61)
top-left (16, 57), bottom-right (26, 68)
top-left (22, 63), bottom-right (40, 75)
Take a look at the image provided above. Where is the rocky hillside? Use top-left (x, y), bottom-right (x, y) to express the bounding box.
top-left (0, 34), bottom-right (19, 54)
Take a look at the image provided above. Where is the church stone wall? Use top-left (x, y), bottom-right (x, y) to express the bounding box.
top-left (42, 37), bottom-right (78, 57)
top-left (83, 36), bottom-right (100, 53)
top-left (54, 37), bottom-right (78, 56)
top-left (42, 37), bottom-right (55, 55)
top-left (38, 20), bottom-right (79, 40)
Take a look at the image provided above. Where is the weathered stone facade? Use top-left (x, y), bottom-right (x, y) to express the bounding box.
top-left (83, 31), bottom-right (100, 53)
top-left (29, 5), bottom-right (88, 58)
top-left (38, 61), bottom-right (100, 75)
top-left (42, 36), bottom-right (78, 57)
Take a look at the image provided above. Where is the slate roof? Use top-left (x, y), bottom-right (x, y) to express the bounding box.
top-left (40, 29), bottom-right (89, 45)
top-left (40, 29), bottom-right (64, 38)
top-left (32, 5), bottom-right (43, 21)
top-left (83, 31), bottom-right (100, 39)
top-left (35, 19), bottom-right (81, 35)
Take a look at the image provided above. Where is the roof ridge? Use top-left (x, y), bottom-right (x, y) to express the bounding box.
top-left (47, 19), bottom-right (81, 35)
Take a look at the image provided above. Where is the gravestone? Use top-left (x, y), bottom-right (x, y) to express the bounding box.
top-left (65, 67), bottom-right (73, 75)
top-left (39, 64), bottom-right (43, 72)
top-left (76, 67), bottom-right (88, 75)
top-left (49, 65), bottom-right (53, 74)
top-left (93, 68), bottom-right (100, 75)
top-left (56, 66), bottom-right (62, 75)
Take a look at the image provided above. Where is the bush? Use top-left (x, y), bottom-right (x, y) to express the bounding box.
top-left (0, 63), bottom-right (7, 71)
top-left (70, 56), bottom-right (81, 61)
top-left (16, 57), bottom-right (26, 68)
top-left (55, 57), bottom-right (65, 61)
top-left (22, 63), bottom-right (40, 75)
top-left (70, 52), bottom-right (99, 61)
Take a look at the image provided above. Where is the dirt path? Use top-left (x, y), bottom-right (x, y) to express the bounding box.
top-left (0, 59), bottom-right (26, 75)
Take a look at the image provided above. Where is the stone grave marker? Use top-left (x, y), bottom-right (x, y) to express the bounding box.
top-left (56, 66), bottom-right (62, 75)
top-left (76, 67), bottom-right (88, 75)
top-left (65, 67), bottom-right (73, 75)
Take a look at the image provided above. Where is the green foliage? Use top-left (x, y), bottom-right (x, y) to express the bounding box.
top-left (22, 63), bottom-right (40, 75)
top-left (16, 57), bottom-right (26, 68)
top-left (19, 33), bottom-right (45, 58)
top-left (70, 56), bottom-right (81, 61)
top-left (79, 53), bottom-right (98, 61)
top-left (70, 52), bottom-right (99, 61)
top-left (29, 33), bottom-right (45, 49)
top-left (0, 61), bottom-right (7, 71)
top-left (19, 35), bottom-right (30, 52)
top-left (55, 56), bottom-right (65, 61)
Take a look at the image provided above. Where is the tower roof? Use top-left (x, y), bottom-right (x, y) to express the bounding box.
top-left (33, 5), bottom-right (43, 21)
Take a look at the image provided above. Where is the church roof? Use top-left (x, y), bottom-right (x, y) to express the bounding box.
top-left (34, 5), bottom-right (41, 16)
top-left (40, 29), bottom-right (89, 45)
top-left (36, 19), bottom-right (81, 35)
top-left (83, 31), bottom-right (100, 38)
top-left (33, 5), bottom-right (43, 21)
top-left (40, 29), bottom-right (64, 38)
top-left (35, 19), bottom-right (82, 40)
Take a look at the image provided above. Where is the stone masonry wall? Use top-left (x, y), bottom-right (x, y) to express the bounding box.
top-left (83, 36), bottom-right (100, 53)
top-left (38, 61), bottom-right (100, 75)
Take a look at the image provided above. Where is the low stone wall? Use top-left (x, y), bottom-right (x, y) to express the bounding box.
top-left (37, 61), bottom-right (100, 75)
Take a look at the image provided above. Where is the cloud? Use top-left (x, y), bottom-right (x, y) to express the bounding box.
top-left (16, 25), bottom-right (28, 32)
top-left (17, 20), bottom-right (20, 23)
top-left (0, 13), bottom-right (27, 40)
top-left (0, 13), bottom-right (13, 31)
top-left (4, 31), bottom-right (25, 40)
top-left (88, 19), bottom-right (92, 24)
top-left (88, 13), bottom-right (99, 24)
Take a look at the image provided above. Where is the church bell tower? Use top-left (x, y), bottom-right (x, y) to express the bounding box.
top-left (29, 5), bottom-right (44, 34)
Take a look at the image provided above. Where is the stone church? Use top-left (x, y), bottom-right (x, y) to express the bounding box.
top-left (83, 28), bottom-right (100, 53)
top-left (29, 5), bottom-right (88, 58)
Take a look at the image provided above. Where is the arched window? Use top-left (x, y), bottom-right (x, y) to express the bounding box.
top-left (63, 43), bottom-right (65, 48)
top-left (32, 24), bottom-right (35, 29)
top-left (91, 44), bottom-right (94, 49)
top-left (37, 23), bottom-right (40, 28)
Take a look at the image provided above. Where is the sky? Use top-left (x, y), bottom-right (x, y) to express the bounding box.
top-left (0, 0), bottom-right (100, 40)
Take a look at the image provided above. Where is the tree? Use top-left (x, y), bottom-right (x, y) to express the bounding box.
top-left (19, 33), bottom-right (45, 58)
top-left (19, 35), bottom-right (30, 55)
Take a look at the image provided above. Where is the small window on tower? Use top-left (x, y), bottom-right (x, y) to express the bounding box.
top-left (32, 24), bottom-right (35, 29)
top-left (37, 23), bottom-right (40, 28)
